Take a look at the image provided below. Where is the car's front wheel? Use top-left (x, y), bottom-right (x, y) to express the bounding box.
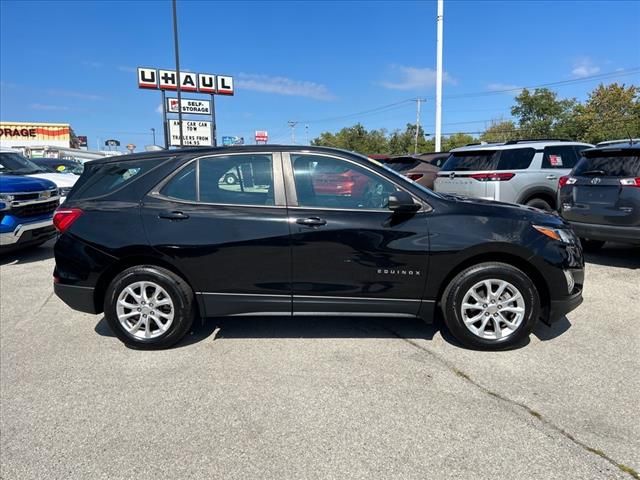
top-left (104, 266), bottom-right (195, 349)
top-left (441, 262), bottom-right (540, 350)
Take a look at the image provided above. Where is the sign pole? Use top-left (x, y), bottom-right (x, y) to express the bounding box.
top-left (172, 0), bottom-right (183, 147)
top-left (211, 93), bottom-right (217, 147)
top-left (161, 90), bottom-right (169, 149)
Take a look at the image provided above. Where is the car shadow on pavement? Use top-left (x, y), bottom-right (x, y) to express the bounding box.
top-left (584, 244), bottom-right (640, 269)
top-left (95, 313), bottom-right (571, 350)
top-left (0, 240), bottom-right (55, 266)
top-left (95, 315), bottom-right (442, 348)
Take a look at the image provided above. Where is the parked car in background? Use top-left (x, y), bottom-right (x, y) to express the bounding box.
top-left (0, 175), bottom-right (59, 252)
top-left (31, 158), bottom-right (84, 176)
top-left (435, 139), bottom-right (593, 210)
top-left (0, 149), bottom-right (77, 201)
top-left (558, 142), bottom-right (640, 251)
top-left (595, 139), bottom-right (639, 148)
top-left (382, 153), bottom-right (448, 189)
top-left (53, 146), bottom-right (584, 351)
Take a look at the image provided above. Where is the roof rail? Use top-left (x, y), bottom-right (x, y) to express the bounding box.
top-left (504, 138), bottom-right (573, 145)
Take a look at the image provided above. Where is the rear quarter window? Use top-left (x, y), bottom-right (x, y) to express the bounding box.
top-left (69, 158), bottom-right (166, 200)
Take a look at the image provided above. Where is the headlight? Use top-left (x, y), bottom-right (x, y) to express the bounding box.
top-left (532, 225), bottom-right (575, 244)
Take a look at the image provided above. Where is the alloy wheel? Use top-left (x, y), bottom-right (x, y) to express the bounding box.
top-left (460, 279), bottom-right (525, 340)
top-left (115, 281), bottom-right (175, 339)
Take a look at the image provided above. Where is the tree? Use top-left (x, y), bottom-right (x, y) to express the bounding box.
top-left (311, 123), bottom-right (389, 154)
top-left (511, 88), bottom-right (577, 138)
top-left (69, 127), bottom-right (80, 149)
top-left (388, 123), bottom-right (431, 155)
top-left (572, 83), bottom-right (640, 144)
top-left (442, 132), bottom-right (476, 151)
top-left (480, 119), bottom-right (518, 143)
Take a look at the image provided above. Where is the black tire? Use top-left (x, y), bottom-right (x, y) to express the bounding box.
top-left (224, 173), bottom-right (237, 185)
top-left (441, 262), bottom-right (540, 350)
top-left (580, 238), bottom-right (605, 252)
top-left (525, 197), bottom-right (553, 211)
top-left (104, 265), bottom-right (195, 349)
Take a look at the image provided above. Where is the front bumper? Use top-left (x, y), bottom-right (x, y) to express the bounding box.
top-left (568, 221), bottom-right (640, 244)
top-left (549, 291), bottom-right (584, 323)
top-left (0, 218), bottom-right (56, 247)
top-left (54, 283), bottom-right (99, 314)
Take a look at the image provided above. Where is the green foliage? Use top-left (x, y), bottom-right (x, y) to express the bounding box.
top-left (511, 88), bottom-right (577, 138)
top-left (573, 83), bottom-right (640, 144)
top-left (310, 82), bottom-right (639, 154)
top-left (480, 120), bottom-right (518, 143)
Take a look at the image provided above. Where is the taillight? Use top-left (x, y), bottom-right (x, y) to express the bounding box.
top-left (53, 208), bottom-right (83, 233)
top-left (407, 173), bottom-right (424, 181)
top-left (559, 176), bottom-right (577, 188)
top-left (620, 177), bottom-right (640, 187)
top-left (469, 172), bottom-right (515, 182)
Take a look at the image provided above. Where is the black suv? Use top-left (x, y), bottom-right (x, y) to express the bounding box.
top-left (558, 143), bottom-right (640, 250)
top-left (53, 146), bottom-right (584, 350)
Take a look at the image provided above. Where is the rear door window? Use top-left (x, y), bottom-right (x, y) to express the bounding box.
top-left (496, 148), bottom-right (535, 170)
top-left (542, 146), bottom-right (578, 169)
top-left (573, 152), bottom-right (640, 177)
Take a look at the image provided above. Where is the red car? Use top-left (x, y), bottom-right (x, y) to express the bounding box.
top-left (312, 164), bottom-right (371, 197)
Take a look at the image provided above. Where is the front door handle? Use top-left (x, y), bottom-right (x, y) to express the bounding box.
top-left (159, 211), bottom-right (190, 220)
top-left (296, 217), bottom-right (327, 227)
top-left (546, 175), bottom-right (558, 180)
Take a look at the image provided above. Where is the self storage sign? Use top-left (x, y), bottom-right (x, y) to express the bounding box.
top-left (169, 120), bottom-right (212, 147)
top-left (138, 67), bottom-right (234, 95)
top-left (167, 98), bottom-right (211, 115)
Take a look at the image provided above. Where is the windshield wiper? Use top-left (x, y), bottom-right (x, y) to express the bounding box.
top-left (579, 169), bottom-right (607, 176)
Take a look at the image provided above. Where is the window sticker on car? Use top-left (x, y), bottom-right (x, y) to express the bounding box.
top-left (549, 155), bottom-right (563, 167)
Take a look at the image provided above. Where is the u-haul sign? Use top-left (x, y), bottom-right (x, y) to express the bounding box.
top-left (167, 98), bottom-right (211, 115)
top-left (138, 67), bottom-right (234, 95)
top-left (169, 120), bottom-right (212, 147)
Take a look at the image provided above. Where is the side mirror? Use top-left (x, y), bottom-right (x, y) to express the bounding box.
top-left (388, 191), bottom-right (421, 213)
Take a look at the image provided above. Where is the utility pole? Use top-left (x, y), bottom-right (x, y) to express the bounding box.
top-left (151, 128), bottom-right (156, 145)
top-left (172, 0), bottom-right (183, 147)
top-left (435, 0), bottom-right (444, 152)
top-left (414, 98), bottom-right (425, 154)
top-left (288, 121), bottom-right (298, 144)
top-left (305, 124), bottom-right (309, 145)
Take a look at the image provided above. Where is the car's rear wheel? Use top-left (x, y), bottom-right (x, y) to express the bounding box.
top-left (441, 262), bottom-right (540, 350)
top-left (580, 238), bottom-right (605, 252)
top-left (525, 197), bottom-right (552, 211)
top-left (104, 266), bottom-right (195, 349)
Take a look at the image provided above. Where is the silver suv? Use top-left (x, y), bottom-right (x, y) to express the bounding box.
top-left (434, 140), bottom-right (593, 210)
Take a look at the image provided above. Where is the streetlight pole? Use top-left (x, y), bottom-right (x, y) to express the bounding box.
top-left (435, 0), bottom-right (444, 152)
top-left (151, 128), bottom-right (156, 145)
top-left (288, 121), bottom-right (298, 144)
top-left (172, 0), bottom-right (183, 147)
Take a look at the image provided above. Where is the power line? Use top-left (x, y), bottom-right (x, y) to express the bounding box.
top-left (292, 67), bottom-right (639, 128)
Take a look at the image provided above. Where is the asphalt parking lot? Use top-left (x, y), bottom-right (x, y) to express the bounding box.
top-left (1, 240), bottom-right (638, 480)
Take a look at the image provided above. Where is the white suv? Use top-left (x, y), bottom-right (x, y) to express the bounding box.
top-left (434, 140), bottom-right (593, 210)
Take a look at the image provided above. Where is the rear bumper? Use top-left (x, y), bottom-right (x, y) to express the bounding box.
top-left (54, 283), bottom-right (99, 314)
top-left (568, 221), bottom-right (640, 244)
top-left (548, 291), bottom-right (584, 323)
top-left (0, 218), bottom-right (56, 248)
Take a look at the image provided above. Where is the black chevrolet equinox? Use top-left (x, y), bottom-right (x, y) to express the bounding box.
top-left (53, 146), bottom-right (584, 350)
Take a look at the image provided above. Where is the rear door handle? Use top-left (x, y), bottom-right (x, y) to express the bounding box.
top-left (296, 217), bottom-right (327, 227)
top-left (546, 175), bottom-right (558, 180)
top-left (159, 211), bottom-right (190, 220)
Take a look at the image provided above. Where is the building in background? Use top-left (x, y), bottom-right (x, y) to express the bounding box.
top-left (0, 122), bottom-right (71, 148)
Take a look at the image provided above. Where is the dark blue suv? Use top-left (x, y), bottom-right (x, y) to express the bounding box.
top-left (0, 175), bottom-right (60, 252)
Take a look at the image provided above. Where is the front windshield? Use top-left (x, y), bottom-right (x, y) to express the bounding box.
top-left (0, 152), bottom-right (48, 175)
